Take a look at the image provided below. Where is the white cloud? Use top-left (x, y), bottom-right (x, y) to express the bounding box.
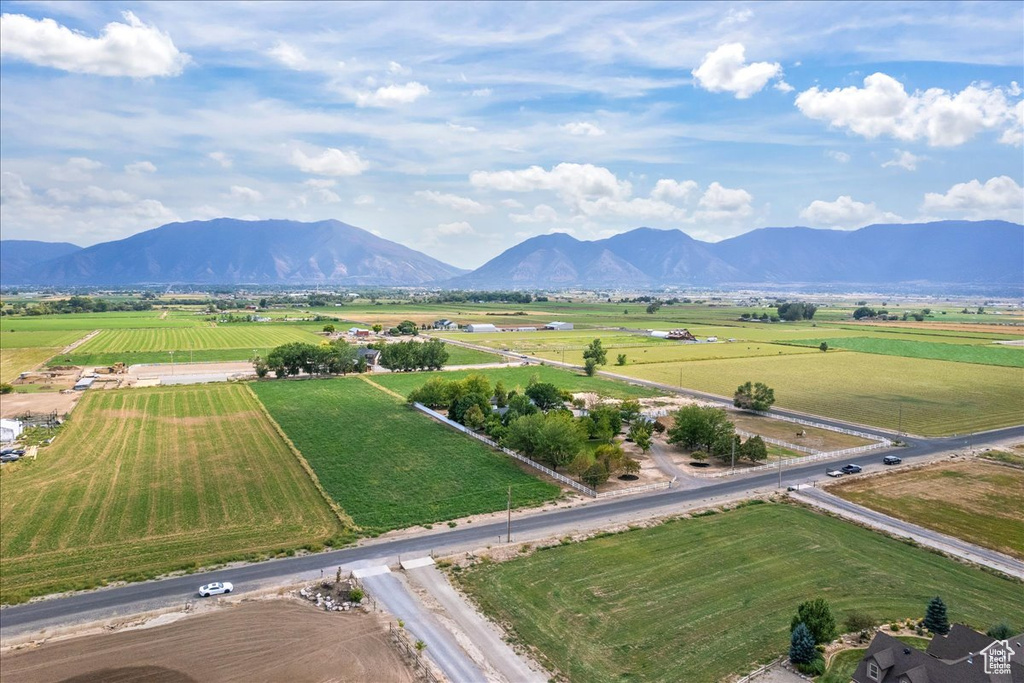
top-left (349, 82), bottom-right (430, 107)
top-left (470, 163), bottom-right (632, 203)
top-left (228, 185), bottom-right (263, 202)
top-left (773, 80), bottom-right (795, 93)
top-left (561, 121), bottom-right (606, 137)
top-left (290, 147), bottom-right (369, 176)
top-left (691, 43), bottom-right (784, 99)
top-left (354, 194), bottom-right (375, 206)
top-left (50, 157), bottom-right (103, 182)
top-left (881, 149), bottom-right (923, 171)
top-left (698, 182), bottom-right (753, 213)
top-left (795, 73), bottom-right (1024, 147)
top-left (387, 60), bottom-right (410, 75)
top-left (436, 221), bottom-right (475, 236)
top-left (414, 190), bottom-right (489, 214)
top-left (509, 204), bottom-right (559, 223)
top-left (799, 195), bottom-right (903, 229)
top-left (46, 185), bottom-right (136, 204)
top-left (208, 151), bottom-right (232, 168)
top-left (0, 11), bottom-right (188, 77)
top-left (124, 160), bottom-right (157, 175)
top-left (500, 198), bottom-right (524, 209)
top-left (447, 121), bottom-right (479, 133)
top-left (303, 178), bottom-right (336, 189)
top-left (921, 176), bottom-right (1024, 221)
top-left (471, 88), bottom-right (492, 97)
top-left (0, 172), bottom-right (33, 203)
top-left (825, 150), bottom-right (851, 163)
top-left (651, 179), bottom-right (698, 203)
top-left (268, 41), bottom-right (310, 70)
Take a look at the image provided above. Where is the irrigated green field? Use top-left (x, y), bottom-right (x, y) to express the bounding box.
top-left (458, 503), bottom-right (1024, 683)
top-left (0, 384), bottom-right (347, 604)
top-left (0, 347), bottom-right (59, 383)
top-left (786, 337), bottom-right (1024, 367)
top-left (611, 352), bottom-right (1023, 435)
top-left (832, 460), bottom-right (1024, 559)
top-left (0, 329), bottom-right (89, 348)
top-left (252, 378), bottom-right (561, 532)
top-left (0, 311), bottom-right (203, 331)
top-left (536, 341), bottom-right (817, 366)
top-left (73, 326), bottom-right (323, 353)
top-left (444, 345), bottom-right (502, 365)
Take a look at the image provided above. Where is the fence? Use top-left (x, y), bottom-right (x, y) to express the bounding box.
top-left (689, 440), bottom-right (891, 479)
top-left (596, 480), bottom-right (670, 498)
top-left (389, 623), bottom-right (443, 683)
top-left (734, 429), bottom-right (820, 454)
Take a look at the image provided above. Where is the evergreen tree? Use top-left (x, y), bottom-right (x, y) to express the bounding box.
top-left (924, 596), bottom-right (950, 635)
top-left (789, 623), bottom-right (816, 664)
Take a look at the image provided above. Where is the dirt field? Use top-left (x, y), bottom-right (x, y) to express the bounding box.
top-left (0, 390), bottom-right (81, 419)
top-left (0, 599), bottom-right (415, 683)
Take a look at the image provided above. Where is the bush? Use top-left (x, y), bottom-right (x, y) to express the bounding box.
top-left (0, 383), bottom-right (13, 395)
top-left (844, 612), bottom-right (877, 632)
top-left (890, 623), bottom-right (900, 631)
top-left (987, 622), bottom-right (1014, 640)
top-left (795, 657), bottom-right (826, 676)
top-left (348, 588), bottom-right (364, 601)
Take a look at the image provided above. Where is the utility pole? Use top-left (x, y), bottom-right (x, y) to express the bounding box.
top-left (506, 486), bottom-right (512, 543)
top-left (731, 437), bottom-right (735, 472)
top-left (778, 453), bottom-right (782, 489)
top-left (898, 403), bottom-right (903, 437)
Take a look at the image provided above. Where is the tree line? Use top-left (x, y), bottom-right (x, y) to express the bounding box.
top-left (254, 338), bottom-right (449, 377)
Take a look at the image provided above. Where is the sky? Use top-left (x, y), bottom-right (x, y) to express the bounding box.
top-left (0, 1), bottom-right (1022, 269)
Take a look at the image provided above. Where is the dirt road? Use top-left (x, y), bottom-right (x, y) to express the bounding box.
top-left (0, 600), bottom-right (414, 683)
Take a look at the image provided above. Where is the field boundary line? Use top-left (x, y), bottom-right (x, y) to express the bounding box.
top-left (243, 383), bottom-right (357, 532)
top-left (359, 374), bottom-right (407, 401)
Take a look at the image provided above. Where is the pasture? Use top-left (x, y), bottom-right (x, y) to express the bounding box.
top-left (0, 384), bottom-right (347, 604)
top-left (535, 340), bottom-right (818, 366)
top-left (0, 329), bottom-right (88, 348)
top-left (786, 336), bottom-right (1024, 367)
top-left (457, 503), bottom-right (1024, 683)
top-left (72, 325), bottom-right (323, 353)
top-left (831, 459), bottom-right (1024, 559)
top-left (0, 347), bottom-right (60, 383)
top-left (0, 311), bottom-right (204, 331)
top-left (252, 378), bottom-right (561, 532)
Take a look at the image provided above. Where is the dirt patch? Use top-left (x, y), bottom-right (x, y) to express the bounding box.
top-left (0, 599), bottom-right (415, 683)
top-left (0, 391), bottom-right (81, 419)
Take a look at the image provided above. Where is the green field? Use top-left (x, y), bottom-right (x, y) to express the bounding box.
top-left (0, 384), bottom-right (347, 604)
top-left (252, 378), bottom-right (561, 532)
top-left (0, 347), bottom-right (60, 383)
top-left (787, 337), bottom-right (1024, 367)
top-left (370, 365), bottom-right (661, 400)
top-left (536, 341), bottom-right (817, 366)
top-left (0, 329), bottom-right (88, 348)
top-left (457, 503), bottom-right (1024, 683)
top-left (444, 345), bottom-right (502, 365)
top-left (832, 460), bottom-right (1024, 559)
top-left (611, 352), bottom-right (1024, 435)
top-left (73, 325), bottom-right (323, 353)
top-left (0, 311), bottom-right (204, 331)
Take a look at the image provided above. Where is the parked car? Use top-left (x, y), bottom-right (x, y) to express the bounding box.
top-left (840, 464), bottom-right (863, 474)
top-left (826, 469), bottom-right (844, 478)
top-left (198, 581), bottom-right (233, 597)
top-left (0, 448), bottom-right (24, 456)
top-left (0, 454), bottom-right (20, 463)
top-left (883, 455), bottom-right (903, 465)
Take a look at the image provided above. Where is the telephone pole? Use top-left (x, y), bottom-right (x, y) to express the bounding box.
top-left (778, 453), bottom-right (783, 489)
top-left (506, 486), bottom-right (512, 543)
top-left (731, 437), bottom-right (735, 472)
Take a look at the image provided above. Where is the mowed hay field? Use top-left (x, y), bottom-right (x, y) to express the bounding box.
top-left (832, 460), bottom-right (1024, 559)
top-left (0, 384), bottom-right (347, 604)
top-left (252, 378), bottom-right (561, 533)
top-left (614, 351), bottom-right (1024, 435)
top-left (786, 337), bottom-right (1024, 367)
top-left (0, 347), bottom-right (60, 383)
top-left (458, 503), bottom-right (1024, 683)
top-left (73, 325), bottom-right (323, 353)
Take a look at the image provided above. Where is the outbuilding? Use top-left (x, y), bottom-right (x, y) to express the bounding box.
top-left (544, 321), bottom-right (573, 331)
top-left (466, 323), bottom-right (499, 333)
top-left (73, 377), bottom-right (96, 391)
top-left (0, 418), bottom-right (23, 443)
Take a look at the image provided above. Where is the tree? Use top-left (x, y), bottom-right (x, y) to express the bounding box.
top-left (503, 392), bottom-right (539, 424)
top-left (493, 381), bottom-right (508, 408)
top-left (853, 306), bottom-right (876, 320)
top-left (252, 355), bottom-right (269, 378)
top-left (740, 435), bottom-right (768, 463)
top-left (791, 598), bottom-right (838, 645)
top-left (584, 358), bottom-right (598, 376)
top-left (588, 402), bottom-right (622, 437)
top-left (450, 392), bottom-right (490, 425)
top-left (789, 623), bottom-right (817, 665)
top-left (407, 377), bottom-right (451, 408)
top-left (645, 301), bottom-right (662, 314)
top-left (819, 342), bottom-right (828, 352)
top-left (583, 339), bottom-right (607, 368)
top-left (372, 324), bottom-right (383, 333)
top-left (581, 461), bottom-right (610, 487)
top-left (419, 338), bottom-right (450, 370)
top-left (461, 373), bottom-right (492, 400)
top-left (733, 381), bottom-right (775, 412)
top-left (536, 412), bottom-right (587, 470)
top-left (923, 596), bottom-right (950, 635)
top-left (619, 399), bottom-right (642, 423)
top-left (628, 420), bottom-right (654, 454)
top-left (323, 324), bottom-right (335, 333)
top-left (525, 382), bottom-right (563, 410)
top-left (987, 623), bottom-right (1014, 640)
top-left (616, 353), bottom-right (627, 366)
top-left (666, 405), bottom-right (735, 456)
top-left (464, 404), bottom-right (486, 430)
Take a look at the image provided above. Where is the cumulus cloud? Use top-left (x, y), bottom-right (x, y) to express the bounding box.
top-left (795, 73), bottom-right (1023, 147)
top-left (436, 221), bottom-right (475, 236)
top-left (268, 41), bottom-right (311, 70)
top-left (47, 185), bottom-right (135, 204)
top-left (691, 43), bottom-right (784, 99)
top-left (1, 172), bottom-right (34, 203)
top-left (799, 195), bottom-right (903, 229)
top-left (921, 176), bottom-right (1024, 221)
top-left (651, 179), bottom-right (698, 203)
top-left (50, 157), bottom-right (103, 182)
top-left (124, 160), bottom-right (157, 175)
top-left (470, 163), bottom-right (632, 203)
top-left (561, 121), bottom-right (606, 137)
top-left (509, 204), bottom-right (559, 223)
top-left (349, 82), bottom-right (429, 107)
top-left (0, 11), bottom-right (188, 77)
top-left (290, 147), bottom-right (369, 176)
top-left (208, 151), bottom-right (232, 169)
top-left (228, 185), bottom-right (263, 202)
top-left (414, 190), bottom-right (489, 214)
top-left (825, 150), bottom-right (851, 163)
top-left (354, 194), bottom-right (375, 206)
top-left (881, 150), bottom-right (923, 171)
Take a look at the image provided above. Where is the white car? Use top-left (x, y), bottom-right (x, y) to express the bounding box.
top-left (198, 581), bottom-right (233, 597)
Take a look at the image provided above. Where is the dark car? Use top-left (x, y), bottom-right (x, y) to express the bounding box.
top-left (840, 464), bottom-right (863, 474)
top-left (883, 455), bottom-right (902, 465)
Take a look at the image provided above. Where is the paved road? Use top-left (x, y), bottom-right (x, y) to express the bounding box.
top-left (793, 488), bottom-right (1024, 579)
top-left (4, 422), bottom-right (1020, 638)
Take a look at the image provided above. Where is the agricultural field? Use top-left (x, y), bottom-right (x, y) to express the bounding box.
top-left (831, 459), bottom-right (1024, 559)
top-left (0, 384), bottom-right (347, 604)
top-left (71, 325), bottom-right (324, 353)
top-left (537, 340), bottom-right (818, 366)
top-left (370, 365), bottom-right (662, 400)
top-left (252, 377), bottom-right (561, 532)
top-left (612, 352), bottom-right (1024, 436)
top-left (0, 347), bottom-right (60, 383)
top-left (0, 329), bottom-right (88, 348)
top-left (443, 345), bottom-right (502, 365)
top-left (786, 337), bottom-right (1024, 367)
top-left (457, 503), bottom-right (1024, 683)
top-left (0, 311), bottom-right (204, 331)
top-left (729, 413), bottom-right (873, 451)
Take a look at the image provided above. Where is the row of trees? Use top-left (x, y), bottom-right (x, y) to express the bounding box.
top-left (775, 302), bottom-right (817, 321)
top-left (256, 340), bottom-right (366, 378)
top-left (3, 296), bottom-right (153, 316)
top-left (372, 339), bottom-right (449, 371)
top-left (666, 405), bottom-right (768, 463)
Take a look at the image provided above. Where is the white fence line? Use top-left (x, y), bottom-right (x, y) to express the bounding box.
top-left (596, 481), bottom-right (671, 498)
top-left (689, 440), bottom-right (891, 479)
top-left (748, 410), bottom-right (890, 444)
top-left (734, 429), bottom-right (820, 454)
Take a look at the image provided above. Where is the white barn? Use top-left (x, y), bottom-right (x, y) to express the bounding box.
top-left (0, 419), bottom-right (23, 443)
top-left (465, 323), bottom-right (499, 333)
top-left (544, 321), bottom-right (573, 331)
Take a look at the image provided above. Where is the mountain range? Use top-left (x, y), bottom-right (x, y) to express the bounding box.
top-left (1, 218), bottom-right (1021, 291)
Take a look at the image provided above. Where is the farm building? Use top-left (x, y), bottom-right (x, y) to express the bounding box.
top-left (466, 323), bottom-right (498, 333)
top-left (73, 377), bottom-right (96, 391)
top-left (515, 326), bottom-right (538, 332)
top-left (667, 329), bottom-right (698, 341)
top-left (0, 418), bottom-right (23, 443)
top-left (357, 348), bottom-right (381, 366)
top-left (544, 321), bottom-right (573, 330)
top-left (348, 327), bottom-right (372, 337)
top-left (649, 330), bottom-right (670, 339)
top-left (432, 319), bottom-right (458, 330)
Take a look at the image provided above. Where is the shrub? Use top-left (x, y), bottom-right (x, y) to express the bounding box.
top-left (844, 612), bottom-right (877, 632)
top-left (348, 588), bottom-right (364, 601)
top-left (987, 622), bottom-right (1015, 640)
top-left (890, 623), bottom-right (900, 631)
top-left (0, 383), bottom-right (13, 395)
top-left (796, 657), bottom-right (826, 676)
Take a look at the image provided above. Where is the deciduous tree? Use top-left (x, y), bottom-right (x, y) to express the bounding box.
top-left (791, 598), bottom-right (838, 645)
top-left (733, 381), bottom-right (775, 412)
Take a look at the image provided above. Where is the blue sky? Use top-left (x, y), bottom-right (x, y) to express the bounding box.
top-left (1, 1), bottom-right (1022, 268)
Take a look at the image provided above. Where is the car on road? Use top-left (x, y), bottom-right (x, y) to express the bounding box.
top-left (883, 455), bottom-right (903, 465)
top-left (198, 581), bottom-right (233, 597)
top-left (840, 464), bottom-right (863, 474)
top-left (826, 469), bottom-right (844, 478)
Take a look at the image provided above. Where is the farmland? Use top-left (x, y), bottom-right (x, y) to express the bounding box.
top-left (0, 384), bottom-right (347, 604)
top-left (252, 378), bottom-right (561, 532)
top-left (0, 329), bottom-right (88, 348)
top-left (72, 325), bottom-right (324, 353)
top-left (0, 347), bottom-right (60, 383)
top-left (457, 503), bottom-right (1024, 683)
top-left (443, 344), bottom-right (502, 365)
top-left (831, 459), bottom-right (1024, 559)
top-left (786, 336), bottom-right (1024, 367)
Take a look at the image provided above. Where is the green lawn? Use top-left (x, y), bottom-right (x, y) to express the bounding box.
top-left (371, 364), bottom-right (662, 400)
top-left (251, 377), bottom-right (561, 532)
top-left (787, 337), bottom-right (1024, 367)
top-left (457, 503), bottom-right (1024, 683)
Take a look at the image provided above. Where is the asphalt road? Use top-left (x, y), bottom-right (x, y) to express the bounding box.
top-left (3, 422), bottom-right (1020, 637)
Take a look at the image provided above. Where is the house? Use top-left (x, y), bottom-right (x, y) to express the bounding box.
top-left (667, 329), bottom-right (697, 341)
top-left (544, 321), bottom-right (573, 331)
top-left (853, 625), bottom-right (1024, 683)
top-left (357, 347), bottom-right (381, 367)
top-left (466, 323), bottom-right (498, 333)
top-left (432, 319), bottom-right (458, 330)
top-left (0, 418), bottom-right (23, 443)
